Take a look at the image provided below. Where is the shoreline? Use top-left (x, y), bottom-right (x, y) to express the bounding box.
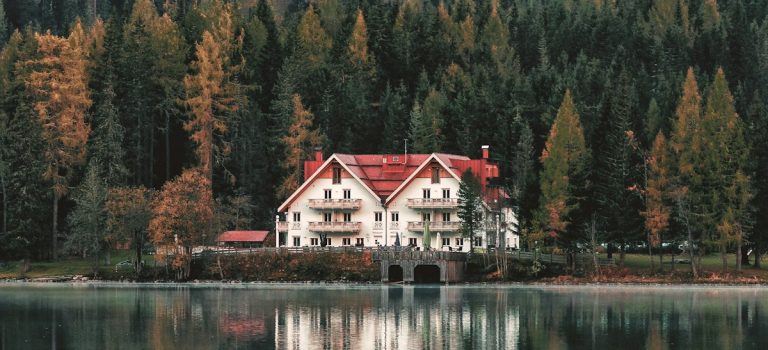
top-left (2, 276), bottom-right (767, 287)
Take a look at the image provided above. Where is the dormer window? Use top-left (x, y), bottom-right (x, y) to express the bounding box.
top-left (332, 167), bottom-right (342, 184)
top-left (431, 166), bottom-right (440, 184)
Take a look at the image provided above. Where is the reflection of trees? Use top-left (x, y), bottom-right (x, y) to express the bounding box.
top-left (2, 286), bottom-right (768, 349)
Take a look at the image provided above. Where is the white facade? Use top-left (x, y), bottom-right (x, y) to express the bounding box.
top-left (277, 154), bottom-right (519, 251)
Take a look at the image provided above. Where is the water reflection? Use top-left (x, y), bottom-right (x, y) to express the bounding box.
top-left (0, 284), bottom-right (767, 349)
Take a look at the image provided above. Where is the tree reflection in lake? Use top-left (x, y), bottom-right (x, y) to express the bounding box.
top-left (0, 284), bottom-right (767, 349)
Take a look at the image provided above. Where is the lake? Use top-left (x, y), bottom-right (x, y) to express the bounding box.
top-left (1, 283), bottom-right (767, 349)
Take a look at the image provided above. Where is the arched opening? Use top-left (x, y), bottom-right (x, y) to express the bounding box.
top-left (413, 265), bottom-right (441, 283)
top-left (388, 265), bottom-right (403, 282)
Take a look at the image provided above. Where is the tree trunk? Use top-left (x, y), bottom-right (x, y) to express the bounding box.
top-left (619, 242), bottom-right (626, 267)
top-left (607, 243), bottom-right (613, 259)
top-left (134, 230), bottom-right (143, 276)
top-left (52, 193), bottom-right (58, 261)
top-left (591, 215), bottom-right (600, 278)
top-left (149, 122), bottom-right (155, 188)
top-left (755, 245), bottom-right (762, 269)
top-left (648, 230), bottom-right (655, 272)
top-left (736, 239), bottom-right (742, 273)
top-left (741, 244), bottom-right (750, 267)
top-left (105, 248), bottom-right (111, 266)
top-left (687, 225), bottom-right (698, 278)
top-left (722, 243), bottom-right (728, 274)
top-left (165, 110), bottom-right (171, 182)
top-left (1, 171), bottom-right (6, 236)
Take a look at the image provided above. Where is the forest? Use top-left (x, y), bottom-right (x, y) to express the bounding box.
top-left (0, 0), bottom-right (767, 277)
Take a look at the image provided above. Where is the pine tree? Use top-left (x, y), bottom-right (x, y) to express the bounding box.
top-left (458, 169), bottom-right (482, 253)
top-left (183, 30), bottom-right (236, 182)
top-left (89, 77), bottom-right (127, 188)
top-left (0, 0), bottom-right (8, 47)
top-left (380, 82), bottom-right (409, 153)
top-left (278, 94), bottom-right (324, 201)
top-left (25, 32), bottom-right (92, 260)
top-left (408, 100), bottom-right (431, 153)
top-left (705, 67), bottom-right (751, 272)
top-left (537, 90), bottom-right (590, 250)
top-left (64, 160), bottom-right (107, 273)
top-left (297, 4), bottom-right (332, 67)
top-left (669, 67), bottom-right (704, 277)
top-left (348, 9), bottom-right (370, 68)
top-left (643, 132), bottom-right (672, 270)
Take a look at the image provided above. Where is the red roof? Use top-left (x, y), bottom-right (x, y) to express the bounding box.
top-left (280, 151), bottom-right (502, 212)
top-left (216, 231), bottom-right (269, 242)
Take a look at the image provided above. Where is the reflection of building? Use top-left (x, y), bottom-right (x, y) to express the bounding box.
top-left (273, 286), bottom-right (521, 349)
top-left (218, 315), bottom-right (267, 340)
top-left (277, 146), bottom-right (518, 250)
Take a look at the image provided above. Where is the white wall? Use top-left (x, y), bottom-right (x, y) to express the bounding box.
top-left (284, 173), bottom-right (384, 247)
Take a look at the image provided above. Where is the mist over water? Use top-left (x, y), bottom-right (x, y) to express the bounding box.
top-left (1, 283), bottom-right (767, 349)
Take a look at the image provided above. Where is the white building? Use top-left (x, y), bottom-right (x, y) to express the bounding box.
top-left (276, 146), bottom-right (518, 251)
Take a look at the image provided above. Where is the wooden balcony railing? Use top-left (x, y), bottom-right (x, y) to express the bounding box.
top-left (307, 221), bottom-right (362, 233)
top-left (277, 221), bottom-right (288, 232)
top-left (407, 198), bottom-right (458, 209)
top-left (407, 221), bottom-right (462, 232)
top-left (307, 199), bottom-right (362, 210)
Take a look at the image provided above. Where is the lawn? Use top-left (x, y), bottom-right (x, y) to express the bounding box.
top-left (603, 252), bottom-right (768, 279)
top-left (0, 250), bottom-right (157, 279)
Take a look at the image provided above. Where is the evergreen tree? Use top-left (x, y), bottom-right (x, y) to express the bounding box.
top-left (0, 0), bottom-right (8, 47)
top-left (297, 4), bottom-right (332, 68)
top-left (64, 160), bottom-right (107, 273)
top-left (458, 169), bottom-right (482, 253)
top-left (89, 77), bottom-right (127, 188)
top-left (537, 90), bottom-right (590, 251)
top-left (704, 67), bottom-right (751, 272)
top-left (380, 82), bottom-right (409, 153)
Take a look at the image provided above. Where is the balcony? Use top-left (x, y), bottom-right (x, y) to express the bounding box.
top-left (407, 198), bottom-right (458, 209)
top-left (308, 222), bottom-right (362, 233)
top-left (277, 221), bottom-right (288, 232)
top-left (407, 221), bottom-right (462, 232)
top-left (307, 198), bottom-right (362, 210)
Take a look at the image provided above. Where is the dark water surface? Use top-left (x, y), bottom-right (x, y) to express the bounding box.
top-left (1, 283), bottom-right (767, 349)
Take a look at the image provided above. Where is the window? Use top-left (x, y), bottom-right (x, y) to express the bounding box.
top-left (442, 212), bottom-right (451, 222)
top-left (408, 238), bottom-right (417, 247)
top-left (442, 188), bottom-right (450, 198)
top-left (392, 156), bottom-right (399, 162)
top-left (442, 238), bottom-right (450, 246)
top-left (325, 238), bottom-right (332, 246)
top-left (456, 238), bottom-right (464, 246)
top-left (323, 212), bottom-right (332, 222)
top-left (332, 167), bottom-right (342, 184)
top-left (374, 212), bottom-right (383, 222)
top-left (343, 213), bottom-right (352, 222)
top-left (310, 238), bottom-right (319, 246)
top-left (343, 189), bottom-right (351, 199)
top-left (356, 238), bottom-right (365, 246)
top-left (293, 212), bottom-right (301, 222)
top-left (474, 237), bottom-right (482, 247)
top-left (324, 189), bottom-right (332, 199)
top-left (422, 213), bottom-right (431, 222)
top-left (391, 212), bottom-right (399, 222)
top-left (293, 236), bottom-right (301, 247)
top-left (431, 166), bottom-right (440, 184)
top-left (423, 189), bottom-right (431, 199)
top-left (342, 238), bottom-right (351, 246)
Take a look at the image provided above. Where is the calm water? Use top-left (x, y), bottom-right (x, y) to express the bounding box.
top-left (1, 283), bottom-right (767, 349)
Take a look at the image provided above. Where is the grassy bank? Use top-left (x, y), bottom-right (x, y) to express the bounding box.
top-left (0, 251), bottom-right (159, 279)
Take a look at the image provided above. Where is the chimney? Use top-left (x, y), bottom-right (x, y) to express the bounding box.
top-left (314, 147), bottom-right (323, 162)
top-left (481, 145), bottom-right (490, 159)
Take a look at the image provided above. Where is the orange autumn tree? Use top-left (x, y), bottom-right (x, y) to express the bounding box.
top-left (149, 168), bottom-right (213, 280)
top-left (277, 94), bottom-right (324, 201)
top-left (642, 132), bottom-right (672, 271)
top-left (25, 30), bottom-right (91, 260)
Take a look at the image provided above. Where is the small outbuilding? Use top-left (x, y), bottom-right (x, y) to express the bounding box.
top-left (216, 231), bottom-right (269, 248)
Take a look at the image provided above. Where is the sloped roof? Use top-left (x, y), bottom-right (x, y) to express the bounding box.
top-left (278, 152), bottom-right (499, 212)
top-left (216, 231), bottom-right (269, 242)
